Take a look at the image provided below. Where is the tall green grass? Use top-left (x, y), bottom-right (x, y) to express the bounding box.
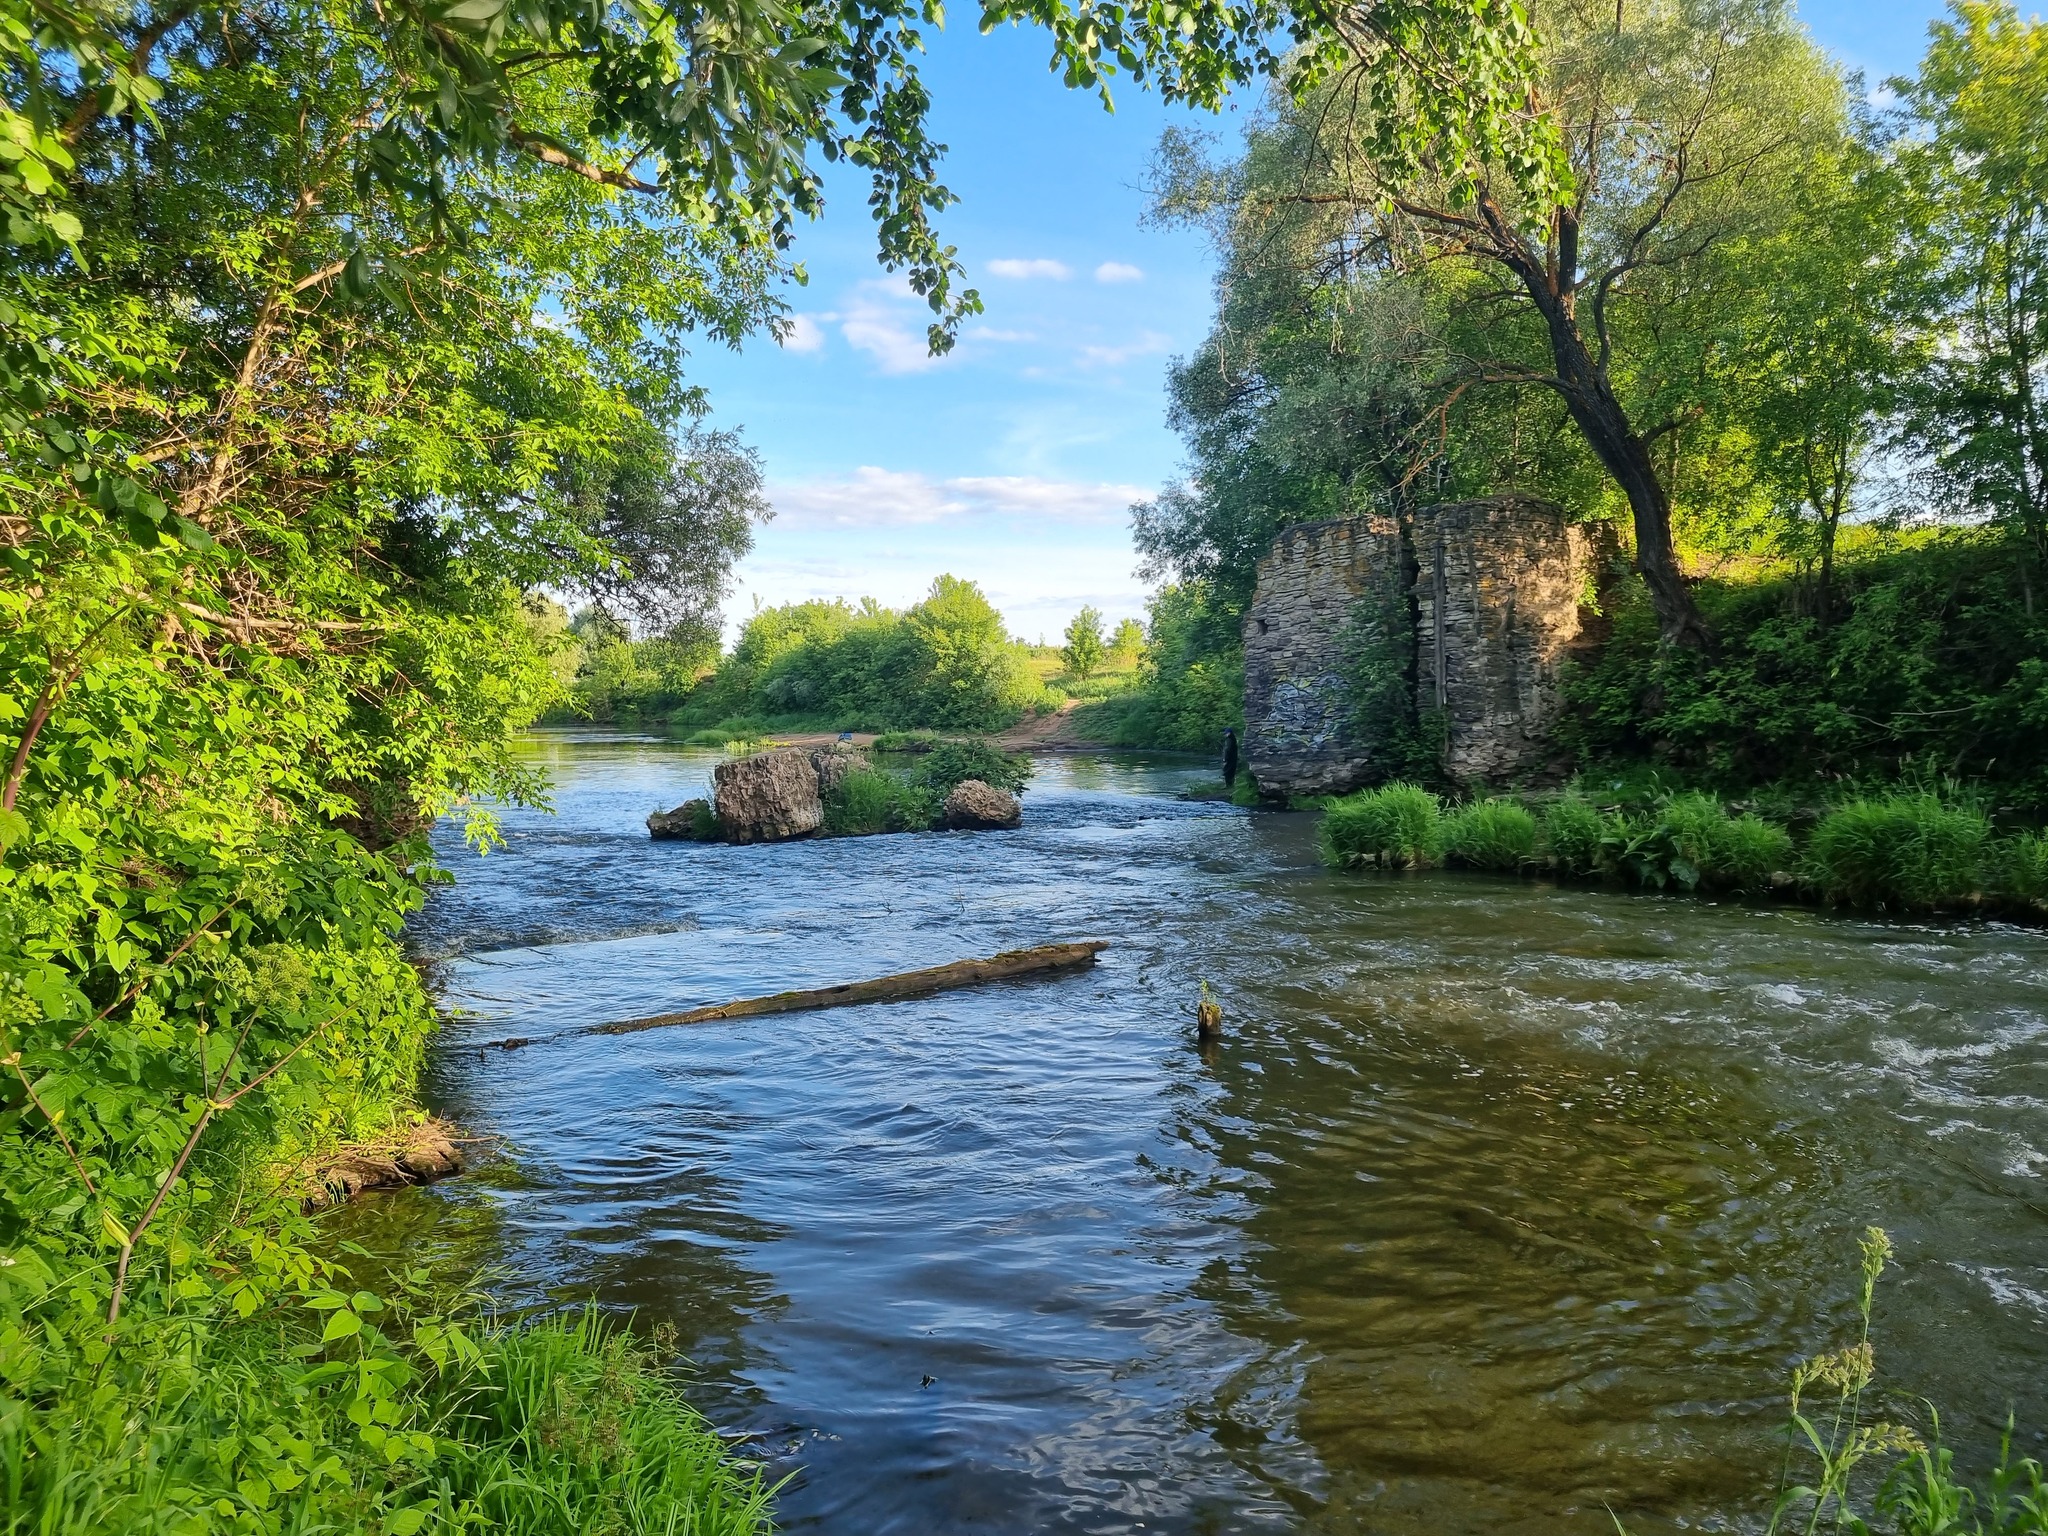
top-left (1440, 799), bottom-right (1538, 871)
top-left (1315, 781), bottom-right (2048, 916)
top-left (0, 1305), bottom-right (771, 1536)
top-left (1659, 792), bottom-right (1794, 891)
top-left (1542, 793), bottom-right (1610, 877)
top-left (1998, 832), bottom-right (2048, 905)
top-left (1806, 792), bottom-right (1992, 908)
top-left (822, 767), bottom-right (937, 835)
top-left (1319, 784), bottom-right (1442, 869)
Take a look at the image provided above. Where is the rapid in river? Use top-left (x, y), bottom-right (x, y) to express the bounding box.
top-left (340, 729), bottom-right (2048, 1534)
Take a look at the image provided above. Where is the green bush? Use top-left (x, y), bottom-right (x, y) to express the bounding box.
top-left (1561, 541), bottom-right (2048, 810)
top-left (1440, 799), bottom-right (1539, 871)
top-left (1661, 791), bottom-right (1794, 890)
top-left (871, 729), bottom-right (944, 752)
top-left (912, 741), bottom-right (1032, 796)
top-left (1080, 583), bottom-right (1244, 752)
top-left (1319, 783), bottom-right (1442, 869)
top-left (1805, 792), bottom-right (1992, 907)
top-left (1542, 794), bottom-right (1611, 876)
top-left (1710, 813), bottom-right (1796, 890)
top-left (822, 768), bottom-right (937, 835)
top-left (1994, 831), bottom-right (2048, 904)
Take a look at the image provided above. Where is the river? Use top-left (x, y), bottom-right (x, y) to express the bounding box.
top-left (345, 729), bottom-right (2048, 1534)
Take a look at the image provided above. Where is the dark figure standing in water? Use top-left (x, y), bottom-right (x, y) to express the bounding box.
top-left (1221, 728), bottom-right (1240, 789)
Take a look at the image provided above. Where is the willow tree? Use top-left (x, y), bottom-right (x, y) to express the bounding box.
top-left (1181, 0), bottom-right (1848, 648)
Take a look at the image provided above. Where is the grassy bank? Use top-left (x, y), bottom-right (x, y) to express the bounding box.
top-left (1318, 778), bottom-right (2047, 918)
top-left (3, 1294), bottom-right (770, 1535)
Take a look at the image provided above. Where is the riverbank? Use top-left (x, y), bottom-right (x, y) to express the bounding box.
top-left (3, 1291), bottom-right (773, 1535)
top-left (1319, 780), bottom-right (2048, 922)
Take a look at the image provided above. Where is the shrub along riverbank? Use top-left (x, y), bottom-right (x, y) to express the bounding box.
top-left (1320, 780), bottom-right (2048, 917)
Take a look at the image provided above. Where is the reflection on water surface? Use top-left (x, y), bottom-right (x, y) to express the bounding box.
top-left (343, 729), bottom-right (2048, 1534)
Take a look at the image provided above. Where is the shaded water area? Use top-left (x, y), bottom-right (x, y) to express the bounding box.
top-left (347, 729), bottom-right (2048, 1533)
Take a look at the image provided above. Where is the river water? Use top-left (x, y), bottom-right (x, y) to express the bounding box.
top-left (357, 730), bottom-right (2048, 1534)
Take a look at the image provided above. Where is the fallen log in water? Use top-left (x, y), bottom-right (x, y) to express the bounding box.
top-left (483, 941), bottom-right (1109, 1050)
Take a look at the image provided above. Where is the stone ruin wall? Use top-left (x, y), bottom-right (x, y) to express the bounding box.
top-left (1242, 497), bottom-right (1610, 796)
top-left (1239, 516), bottom-right (1405, 796)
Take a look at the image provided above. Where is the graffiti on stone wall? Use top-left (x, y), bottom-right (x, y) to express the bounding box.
top-left (1254, 674), bottom-right (1352, 755)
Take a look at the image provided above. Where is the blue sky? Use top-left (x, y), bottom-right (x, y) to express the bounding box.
top-left (688, 0), bottom-right (1961, 646)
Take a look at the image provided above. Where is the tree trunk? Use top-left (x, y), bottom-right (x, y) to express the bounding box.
top-left (1535, 300), bottom-right (1715, 650)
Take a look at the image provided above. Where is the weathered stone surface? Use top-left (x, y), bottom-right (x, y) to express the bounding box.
top-left (1243, 498), bottom-right (1611, 795)
top-left (647, 798), bottom-right (712, 840)
top-left (941, 778), bottom-right (1022, 830)
top-left (810, 743), bottom-right (870, 796)
top-left (302, 1119), bottom-right (469, 1211)
top-left (1415, 499), bottom-right (1611, 786)
top-left (713, 748), bottom-right (823, 843)
top-left (1240, 515), bottom-right (1406, 796)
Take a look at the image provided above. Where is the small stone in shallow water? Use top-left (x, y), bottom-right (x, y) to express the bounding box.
top-left (941, 779), bottom-right (1021, 830)
top-left (647, 798), bottom-right (713, 840)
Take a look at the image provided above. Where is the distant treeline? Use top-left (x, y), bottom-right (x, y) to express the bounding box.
top-left (548, 575), bottom-right (1053, 734)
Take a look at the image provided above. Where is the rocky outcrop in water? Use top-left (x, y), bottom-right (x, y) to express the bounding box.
top-left (811, 743), bottom-right (869, 795)
top-left (1242, 498), bottom-right (1614, 795)
top-left (713, 747), bottom-right (824, 843)
top-left (647, 798), bottom-right (713, 840)
top-left (649, 745), bottom-right (1024, 843)
top-left (942, 778), bottom-right (1022, 830)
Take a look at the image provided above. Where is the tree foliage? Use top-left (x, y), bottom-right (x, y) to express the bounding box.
top-left (1122, 0), bottom-right (2048, 788)
top-left (1061, 604), bottom-right (1106, 678)
top-left (1149, 0), bottom-right (1849, 648)
top-left (1897, 0), bottom-right (2048, 604)
top-left (670, 576), bottom-right (1040, 730)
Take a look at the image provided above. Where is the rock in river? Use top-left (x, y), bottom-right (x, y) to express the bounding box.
top-left (811, 743), bottom-right (869, 795)
top-left (647, 798), bottom-right (712, 840)
top-left (942, 778), bottom-right (1022, 831)
top-left (714, 747), bottom-right (824, 843)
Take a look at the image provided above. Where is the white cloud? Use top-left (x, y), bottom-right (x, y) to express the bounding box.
top-left (1093, 261), bottom-right (1145, 284)
top-left (986, 257), bottom-right (1073, 281)
top-left (1077, 330), bottom-right (1172, 369)
top-left (839, 294), bottom-right (939, 375)
top-left (780, 313), bottom-right (827, 353)
top-left (945, 475), bottom-right (1147, 522)
top-left (770, 469), bottom-right (1151, 529)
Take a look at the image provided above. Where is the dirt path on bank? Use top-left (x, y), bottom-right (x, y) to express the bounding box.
top-left (992, 701), bottom-right (1110, 753)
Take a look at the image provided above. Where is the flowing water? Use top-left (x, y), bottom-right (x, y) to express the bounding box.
top-left (353, 729), bottom-right (2048, 1534)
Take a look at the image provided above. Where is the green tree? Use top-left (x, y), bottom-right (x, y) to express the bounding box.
top-left (1897, 0), bottom-right (2048, 611)
top-left (1723, 139), bottom-right (1920, 617)
top-left (1165, 0), bottom-right (1851, 649)
top-left (897, 575), bottom-right (1033, 728)
top-left (1063, 605), bottom-right (1107, 678)
top-left (1110, 617), bottom-right (1146, 664)
top-left (561, 425), bottom-right (771, 637)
